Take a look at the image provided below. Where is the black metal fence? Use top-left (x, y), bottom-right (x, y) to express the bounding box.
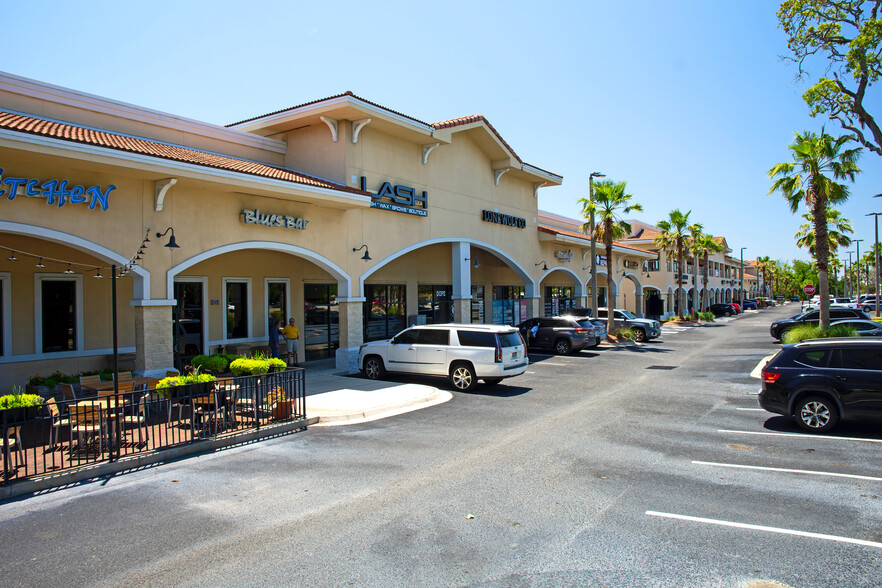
top-left (1, 368), bottom-right (305, 485)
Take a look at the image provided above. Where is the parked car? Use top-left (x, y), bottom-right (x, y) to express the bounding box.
top-left (561, 308), bottom-right (607, 346)
top-left (710, 303), bottom-right (738, 317)
top-left (769, 308), bottom-right (871, 340)
top-left (729, 302), bottom-right (742, 314)
top-left (858, 297), bottom-right (879, 313)
top-left (741, 299), bottom-right (758, 310)
top-left (830, 319), bottom-right (882, 337)
top-left (594, 308), bottom-right (661, 341)
top-left (358, 324), bottom-right (528, 391)
top-left (759, 338), bottom-right (882, 433)
top-left (789, 296), bottom-right (800, 302)
top-left (517, 316), bottom-right (594, 354)
top-left (175, 319), bottom-right (202, 356)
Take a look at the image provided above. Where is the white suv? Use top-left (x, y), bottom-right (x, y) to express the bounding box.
top-left (358, 324), bottom-right (528, 391)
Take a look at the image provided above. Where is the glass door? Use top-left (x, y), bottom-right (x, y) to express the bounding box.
top-left (304, 284), bottom-right (339, 360)
top-left (173, 282), bottom-right (204, 370)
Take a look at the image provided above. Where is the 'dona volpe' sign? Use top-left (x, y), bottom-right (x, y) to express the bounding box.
top-left (241, 209), bottom-right (309, 230)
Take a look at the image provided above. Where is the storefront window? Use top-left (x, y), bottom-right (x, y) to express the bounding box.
top-left (304, 283), bottom-right (339, 360)
top-left (364, 284), bottom-right (406, 341)
top-left (544, 286), bottom-right (575, 316)
top-left (471, 285), bottom-right (484, 323)
top-left (42, 280), bottom-right (76, 352)
top-left (226, 281), bottom-right (248, 339)
top-left (267, 282), bottom-right (287, 324)
top-left (492, 286), bottom-right (525, 326)
top-left (418, 285), bottom-right (452, 324)
top-left (174, 281), bottom-right (204, 369)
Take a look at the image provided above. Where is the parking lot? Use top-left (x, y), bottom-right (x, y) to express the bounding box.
top-left (1, 303), bottom-right (879, 587)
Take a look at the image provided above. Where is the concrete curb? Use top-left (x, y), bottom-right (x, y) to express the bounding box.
top-left (0, 417), bottom-right (316, 502)
top-left (308, 385), bottom-right (452, 426)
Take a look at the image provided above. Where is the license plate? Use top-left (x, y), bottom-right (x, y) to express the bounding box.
top-left (511, 351), bottom-right (518, 360)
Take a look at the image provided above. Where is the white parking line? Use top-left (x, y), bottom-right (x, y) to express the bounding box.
top-left (735, 408), bottom-right (766, 412)
top-left (692, 460), bottom-right (882, 482)
top-left (645, 511), bottom-right (882, 549)
top-left (719, 429), bottom-right (882, 444)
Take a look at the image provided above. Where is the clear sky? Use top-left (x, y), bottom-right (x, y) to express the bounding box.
top-left (4, 1), bottom-right (882, 265)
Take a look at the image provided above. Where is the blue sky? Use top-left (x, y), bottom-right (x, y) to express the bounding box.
top-left (5, 1), bottom-right (882, 265)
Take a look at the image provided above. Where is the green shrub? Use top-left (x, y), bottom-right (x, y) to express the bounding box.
top-left (0, 386), bottom-right (44, 410)
top-left (782, 323), bottom-right (858, 344)
top-left (27, 370), bottom-right (80, 387)
top-left (229, 357), bottom-right (271, 376)
top-left (192, 354), bottom-right (229, 373)
top-left (267, 357), bottom-right (287, 369)
top-left (697, 311), bottom-right (715, 322)
top-left (155, 374), bottom-right (217, 397)
top-left (617, 328), bottom-right (636, 341)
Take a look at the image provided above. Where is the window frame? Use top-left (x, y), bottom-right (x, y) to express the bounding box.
top-left (34, 273), bottom-right (84, 355)
top-left (222, 277), bottom-right (252, 341)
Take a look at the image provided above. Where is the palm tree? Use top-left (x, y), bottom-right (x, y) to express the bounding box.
top-left (654, 209), bottom-right (701, 320)
top-left (794, 209), bottom-right (853, 257)
top-left (769, 131), bottom-right (861, 329)
top-left (689, 233), bottom-right (723, 312)
top-left (579, 180), bottom-right (643, 334)
top-left (754, 256), bottom-right (772, 299)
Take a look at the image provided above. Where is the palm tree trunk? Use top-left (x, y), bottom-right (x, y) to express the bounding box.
top-left (692, 254), bottom-right (699, 317)
top-left (812, 187), bottom-right (831, 329)
top-left (606, 235), bottom-right (616, 335)
top-left (702, 253), bottom-right (710, 311)
top-left (676, 240), bottom-right (685, 320)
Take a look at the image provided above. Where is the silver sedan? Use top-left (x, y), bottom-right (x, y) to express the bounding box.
top-left (830, 319), bottom-right (882, 337)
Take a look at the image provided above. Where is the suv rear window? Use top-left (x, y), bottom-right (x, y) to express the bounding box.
top-left (418, 330), bottom-right (449, 345)
top-left (837, 348), bottom-right (882, 371)
top-left (794, 349), bottom-right (828, 368)
top-left (497, 332), bottom-right (523, 348)
top-left (457, 331), bottom-right (496, 348)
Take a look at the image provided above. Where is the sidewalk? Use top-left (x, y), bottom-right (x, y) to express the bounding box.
top-left (301, 359), bottom-right (452, 426)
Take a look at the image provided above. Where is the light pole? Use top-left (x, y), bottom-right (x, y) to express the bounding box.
top-left (868, 211), bottom-right (881, 317)
top-left (588, 171), bottom-right (605, 315)
top-left (847, 251), bottom-right (854, 298)
top-left (739, 247), bottom-right (746, 305)
top-left (854, 239), bottom-right (864, 300)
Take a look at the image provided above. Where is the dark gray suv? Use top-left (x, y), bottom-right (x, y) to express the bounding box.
top-left (516, 316), bottom-right (594, 355)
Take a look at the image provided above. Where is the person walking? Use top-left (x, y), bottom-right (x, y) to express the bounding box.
top-left (281, 317), bottom-right (300, 366)
top-left (268, 318), bottom-right (282, 358)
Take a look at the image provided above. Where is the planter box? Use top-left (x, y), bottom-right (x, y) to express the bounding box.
top-left (1, 405), bottom-right (41, 423)
top-left (271, 400), bottom-right (293, 421)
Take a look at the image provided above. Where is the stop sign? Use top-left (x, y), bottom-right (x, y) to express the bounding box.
top-left (803, 284), bottom-right (816, 296)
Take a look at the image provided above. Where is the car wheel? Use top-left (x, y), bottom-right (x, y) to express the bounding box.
top-left (363, 355), bottom-right (386, 380)
top-left (483, 377), bottom-right (503, 386)
top-left (450, 362), bottom-right (476, 391)
top-left (724, 311), bottom-right (731, 317)
top-left (553, 339), bottom-right (572, 355)
top-left (633, 328), bottom-right (646, 342)
top-left (794, 395), bottom-right (839, 433)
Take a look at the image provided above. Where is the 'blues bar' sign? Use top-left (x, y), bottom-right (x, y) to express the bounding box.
top-left (0, 168), bottom-right (115, 211)
top-left (361, 176), bottom-right (427, 217)
top-left (241, 209), bottom-right (309, 229)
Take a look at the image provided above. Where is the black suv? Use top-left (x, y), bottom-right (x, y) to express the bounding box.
top-left (769, 308), bottom-right (870, 340)
top-left (517, 316), bottom-right (594, 354)
top-left (758, 338), bottom-right (882, 433)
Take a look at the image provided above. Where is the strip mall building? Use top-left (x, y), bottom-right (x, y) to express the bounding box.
top-left (0, 72), bottom-right (754, 391)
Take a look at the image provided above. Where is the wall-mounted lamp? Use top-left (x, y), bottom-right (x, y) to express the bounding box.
top-left (35, 257), bottom-right (45, 268)
top-left (94, 268), bottom-right (103, 279)
top-left (535, 261), bottom-right (549, 271)
top-left (64, 263), bottom-right (74, 275)
top-left (353, 244), bottom-right (371, 261)
top-left (7, 250), bottom-right (17, 262)
top-left (155, 227), bottom-right (180, 248)
top-left (465, 257), bottom-right (480, 268)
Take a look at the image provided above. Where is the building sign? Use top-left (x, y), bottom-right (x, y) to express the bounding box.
top-left (241, 208), bottom-right (309, 229)
top-left (360, 176), bottom-right (427, 217)
top-left (481, 209), bottom-right (526, 229)
top-left (554, 250), bottom-right (573, 262)
top-left (623, 260), bottom-right (639, 269)
top-left (0, 168), bottom-right (115, 210)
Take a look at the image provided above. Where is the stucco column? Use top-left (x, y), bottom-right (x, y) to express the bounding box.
top-left (634, 293), bottom-right (645, 317)
top-left (576, 295), bottom-right (587, 308)
top-left (132, 302), bottom-right (174, 377)
top-left (452, 297), bottom-right (471, 323)
top-left (526, 296), bottom-right (541, 319)
top-left (336, 298), bottom-right (364, 373)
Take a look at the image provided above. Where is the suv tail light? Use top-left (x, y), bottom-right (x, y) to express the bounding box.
top-left (761, 370), bottom-right (781, 383)
top-left (494, 338), bottom-right (502, 363)
top-left (573, 328), bottom-right (591, 333)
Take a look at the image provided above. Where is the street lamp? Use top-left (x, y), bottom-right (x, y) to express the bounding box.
top-left (739, 247), bottom-right (746, 306)
top-left (847, 251), bottom-right (854, 298)
top-left (868, 210), bottom-right (881, 317)
top-left (854, 239), bottom-right (864, 300)
top-left (588, 172), bottom-right (605, 314)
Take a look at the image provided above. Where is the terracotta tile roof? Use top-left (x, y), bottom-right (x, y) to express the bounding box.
top-left (0, 110), bottom-right (369, 196)
top-left (538, 224), bottom-right (653, 255)
top-left (623, 228), bottom-right (662, 241)
top-left (227, 91), bottom-right (433, 129)
top-left (431, 114), bottom-right (524, 164)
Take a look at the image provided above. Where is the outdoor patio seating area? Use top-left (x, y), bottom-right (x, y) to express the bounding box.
top-left (1, 368), bottom-right (306, 485)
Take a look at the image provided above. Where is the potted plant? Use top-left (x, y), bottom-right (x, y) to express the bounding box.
top-left (26, 370), bottom-right (78, 397)
top-left (266, 386), bottom-right (293, 420)
top-left (0, 385), bottom-right (45, 422)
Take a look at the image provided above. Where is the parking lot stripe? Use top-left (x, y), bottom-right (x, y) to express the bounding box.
top-left (734, 408), bottom-right (766, 412)
top-left (645, 511), bottom-right (882, 549)
top-left (718, 430), bottom-right (882, 444)
top-left (692, 460), bottom-right (882, 482)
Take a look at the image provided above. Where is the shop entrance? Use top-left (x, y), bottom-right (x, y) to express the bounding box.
top-left (544, 286), bottom-right (576, 316)
top-left (418, 285), bottom-right (453, 324)
top-left (492, 285), bottom-right (526, 325)
top-left (304, 283), bottom-right (339, 360)
top-left (173, 281), bottom-right (204, 370)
